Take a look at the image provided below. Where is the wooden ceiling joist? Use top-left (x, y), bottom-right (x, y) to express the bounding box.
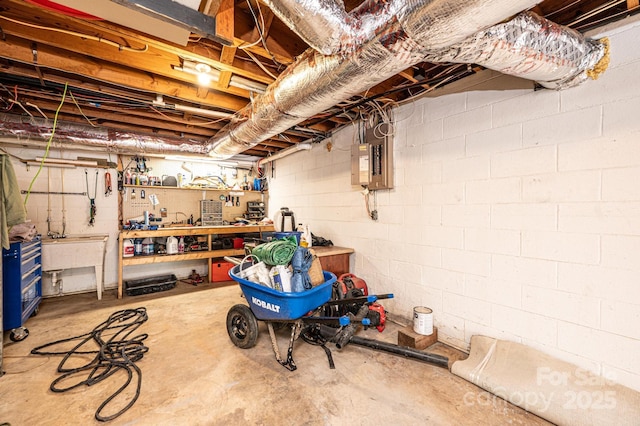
top-left (0, 35), bottom-right (249, 112)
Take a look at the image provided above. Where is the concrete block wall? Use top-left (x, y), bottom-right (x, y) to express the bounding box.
top-left (267, 18), bottom-right (640, 391)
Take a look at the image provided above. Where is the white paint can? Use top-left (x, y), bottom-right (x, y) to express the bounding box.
top-left (413, 306), bottom-right (433, 336)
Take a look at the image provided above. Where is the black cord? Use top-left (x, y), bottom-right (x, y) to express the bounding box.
top-left (301, 326), bottom-right (335, 369)
top-left (31, 308), bottom-right (149, 422)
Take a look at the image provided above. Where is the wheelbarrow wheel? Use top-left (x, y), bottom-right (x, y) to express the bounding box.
top-left (227, 304), bottom-right (259, 349)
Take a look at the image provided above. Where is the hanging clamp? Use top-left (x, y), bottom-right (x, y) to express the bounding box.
top-left (105, 171), bottom-right (112, 196)
top-left (85, 169), bottom-right (98, 226)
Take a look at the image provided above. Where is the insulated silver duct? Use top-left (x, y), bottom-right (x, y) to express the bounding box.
top-left (208, 0), bottom-right (543, 158)
top-left (0, 113), bottom-right (208, 155)
top-left (261, 0), bottom-right (351, 55)
top-left (423, 12), bottom-right (609, 89)
top-left (262, 0), bottom-right (538, 55)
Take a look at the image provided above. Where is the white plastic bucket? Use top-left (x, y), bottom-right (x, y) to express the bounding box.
top-left (413, 306), bottom-right (433, 336)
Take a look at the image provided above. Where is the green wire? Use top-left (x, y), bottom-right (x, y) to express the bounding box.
top-left (23, 83), bottom-right (69, 207)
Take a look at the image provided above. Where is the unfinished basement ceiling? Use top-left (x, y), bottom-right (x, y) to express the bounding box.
top-left (0, 0), bottom-right (638, 159)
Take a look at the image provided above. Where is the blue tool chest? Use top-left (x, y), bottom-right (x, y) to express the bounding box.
top-left (2, 237), bottom-right (42, 339)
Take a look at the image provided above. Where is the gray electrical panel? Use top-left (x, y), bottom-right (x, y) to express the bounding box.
top-left (351, 123), bottom-right (393, 189)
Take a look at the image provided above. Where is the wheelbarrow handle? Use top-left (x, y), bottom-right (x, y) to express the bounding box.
top-left (325, 293), bottom-right (394, 306)
top-left (300, 315), bottom-right (370, 326)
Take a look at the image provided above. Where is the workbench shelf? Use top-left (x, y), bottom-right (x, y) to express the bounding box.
top-left (122, 249), bottom-right (245, 265)
top-left (118, 225), bottom-right (274, 298)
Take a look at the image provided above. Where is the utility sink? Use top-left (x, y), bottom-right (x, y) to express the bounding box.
top-left (41, 234), bottom-right (109, 299)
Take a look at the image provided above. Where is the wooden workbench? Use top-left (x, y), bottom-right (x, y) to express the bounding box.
top-left (118, 225), bottom-right (274, 298)
top-left (311, 246), bottom-right (354, 277)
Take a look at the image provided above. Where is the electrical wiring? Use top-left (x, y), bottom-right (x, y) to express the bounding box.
top-left (25, 102), bottom-right (48, 119)
top-left (241, 0), bottom-right (283, 71)
top-left (244, 49), bottom-right (279, 80)
top-left (363, 187), bottom-right (378, 221)
top-left (567, 0), bottom-right (626, 27)
top-left (1, 83), bottom-right (34, 116)
top-left (309, 65), bottom-right (471, 127)
top-left (238, 0), bottom-right (267, 51)
top-left (0, 15), bottom-right (148, 52)
top-left (69, 90), bottom-right (98, 127)
top-left (572, 3), bottom-right (639, 31)
top-left (17, 82), bottom-right (224, 128)
top-left (23, 82), bottom-right (68, 207)
top-left (0, 84), bottom-right (17, 111)
top-left (30, 308), bottom-right (149, 423)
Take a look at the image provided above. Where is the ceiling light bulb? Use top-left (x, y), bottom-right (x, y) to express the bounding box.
top-left (194, 63), bottom-right (211, 73)
top-left (194, 62), bottom-right (212, 86)
top-left (197, 72), bottom-right (212, 86)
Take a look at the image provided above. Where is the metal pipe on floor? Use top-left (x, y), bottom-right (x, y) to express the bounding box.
top-left (348, 336), bottom-right (449, 368)
top-left (317, 324), bottom-right (449, 368)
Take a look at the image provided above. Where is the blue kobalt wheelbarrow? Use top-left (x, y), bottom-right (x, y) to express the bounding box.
top-left (226, 262), bottom-right (447, 371)
top-left (226, 263), bottom-right (390, 371)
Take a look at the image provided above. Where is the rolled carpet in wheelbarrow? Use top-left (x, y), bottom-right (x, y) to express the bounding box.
top-left (451, 335), bottom-right (640, 425)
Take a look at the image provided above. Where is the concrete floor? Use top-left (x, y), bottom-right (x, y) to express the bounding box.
top-left (0, 281), bottom-right (550, 425)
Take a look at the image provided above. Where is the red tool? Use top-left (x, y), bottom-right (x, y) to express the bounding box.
top-left (337, 273), bottom-right (368, 298)
top-left (182, 269), bottom-right (203, 286)
top-left (367, 302), bottom-right (387, 332)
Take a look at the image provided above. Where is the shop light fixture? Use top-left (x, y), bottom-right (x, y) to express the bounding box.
top-left (194, 62), bottom-right (212, 85)
top-left (173, 60), bottom-right (267, 93)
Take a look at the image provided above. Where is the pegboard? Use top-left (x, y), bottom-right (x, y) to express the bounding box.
top-left (121, 186), bottom-right (264, 227)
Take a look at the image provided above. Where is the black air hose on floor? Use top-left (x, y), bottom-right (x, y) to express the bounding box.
top-left (31, 307), bottom-right (149, 422)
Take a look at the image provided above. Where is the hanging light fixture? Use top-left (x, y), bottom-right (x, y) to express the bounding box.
top-left (172, 60), bottom-right (267, 93)
top-left (194, 62), bottom-right (212, 86)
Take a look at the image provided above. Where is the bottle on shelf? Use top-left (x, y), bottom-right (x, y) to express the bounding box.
top-left (123, 239), bottom-right (134, 257)
top-left (178, 236), bottom-right (185, 254)
top-left (166, 236), bottom-right (178, 255)
top-left (142, 237), bottom-right (155, 255)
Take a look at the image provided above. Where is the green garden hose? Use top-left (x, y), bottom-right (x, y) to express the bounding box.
top-left (251, 238), bottom-right (297, 266)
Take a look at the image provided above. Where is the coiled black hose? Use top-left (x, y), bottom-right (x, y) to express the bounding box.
top-left (31, 307), bottom-right (149, 422)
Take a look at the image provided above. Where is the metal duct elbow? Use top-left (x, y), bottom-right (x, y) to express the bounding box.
top-left (423, 12), bottom-right (610, 89)
top-left (261, 0), bottom-right (352, 55)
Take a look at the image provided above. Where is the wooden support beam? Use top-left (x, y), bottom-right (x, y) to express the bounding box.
top-left (0, 35), bottom-right (249, 112)
top-left (217, 45), bottom-right (237, 90)
top-left (204, 0), bottom-right (234, 45)
top-left (0, 17), bottom-right (253, 99)
top-left (1, 1), bottom-right (275, 84)
top-left (16, 95), bottom-right (223, 134)
top-left (628, 0), bottom-right (639, 9)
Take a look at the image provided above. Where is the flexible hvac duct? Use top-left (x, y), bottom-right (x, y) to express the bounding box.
top-left (208, 0), bottom-right (542, 158)
top-left (0, 113), bottom-right (208, 155)
top-left (423, 12), bottom-right (609, 89)
top-left (261, 0), bottom-right (351, 55)
top-left (263, 0), bottom-right (537, 55)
